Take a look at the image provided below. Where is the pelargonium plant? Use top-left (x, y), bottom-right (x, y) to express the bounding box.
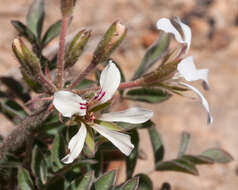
top-left (0, 0), bottom-right (233, 189)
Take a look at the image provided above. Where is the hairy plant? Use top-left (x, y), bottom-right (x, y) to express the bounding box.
top-left (0, 0), bottom-right (233, 189)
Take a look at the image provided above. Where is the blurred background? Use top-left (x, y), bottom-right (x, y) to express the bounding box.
top-left (0, 0), bottom-right (238, 189)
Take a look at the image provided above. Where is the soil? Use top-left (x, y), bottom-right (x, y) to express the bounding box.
top-left (0, 0), bottom-right (238, 189)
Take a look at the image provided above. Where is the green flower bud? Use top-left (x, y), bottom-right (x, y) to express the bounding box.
top-left (65, 29), bottom-right (91, 68)
top-left (92, 20), bottom-right (127, 65)
top-left (61, 0), bottom-right (77, 17)
top-left (12, 38), bottom-right (41, 77)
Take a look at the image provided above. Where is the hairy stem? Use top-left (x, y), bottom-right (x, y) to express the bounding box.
top-left (0, 104), bottom-right (52, 161)
top-left (118, 79), bottom-right (142, 90)
top-left (56, 16), bottom-right (69, 89)
top-left (38, 73), bottom-right (56, 93)
top-left (68, 62), bottom-right (96, 90)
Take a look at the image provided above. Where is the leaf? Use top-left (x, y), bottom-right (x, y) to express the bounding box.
top-left (155, 159), bottom-right (199, 176)
top-left (177, 131), bottom-right (191, 158)
top-left (93, 170), bottom-right (116, 190)
top-left (95, 120), bottom-right (122, 131)
top-left (201, 148), bottom-right (233, 163)
top-left (31, 145), bottom-right (47, 185)
top-left (68, 171), bottom-right (94, 190)
top-left (42, 20), bottom-right (62, 47)
top-left (0, 99), bottom-right (27, 124)
top-left (132, 32), bottom-right (170, 80)
top-left (51, 134), bottom-right (65, 170)
top-left (135, 174), bottom-right (153, 190)
top-left (17, 167), bottom-right (34, 190)
top-left (74, 79), bottom-right (95, 90)
top-left (126, 130), bottom-right (139, 179)
top-left (27, 0), bottom-right (45, 38)
top-left (181, 155), bottom-right (214, 165)
top-left (11, 20), bottom-right (38, 46)
top-left (85, 128), bottom-right (95, 155)
top-left (125, 88), bottom-right (171, 103)
top-left (0, 76), bottom-right (30, 102)
top-left (120, 177), bottom-right (139, 190)
top-left (148, 125), bottom-right (164, 164)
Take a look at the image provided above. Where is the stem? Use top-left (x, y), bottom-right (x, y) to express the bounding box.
top-left (38, 73), bottom-right (56, 93)
top-left (0, 104), bottom-right (52, 161)
top-left (68, 62), bottom-right (96, 90)
top-left (118, 79), bottom-right (142, 90)
top-left (57, 16), bottom-right (69, 89)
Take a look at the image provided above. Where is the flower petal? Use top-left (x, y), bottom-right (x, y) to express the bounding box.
top-left (99, 61), bottom-right (121, 103)
top-left (92, 124), bottom-right (134, 156)
top-left (156, 17), bottom-right (191, 54)
top-left (181, 82), bottom-right (213, 124)
top-left (100, 107), bottom-right (153, 124)
top-left (61, 123), bottom-right (87, 164)
top-left (53, 90), bottom-right (87, 118)
top-left (177, 56), bottom-right (209, 87)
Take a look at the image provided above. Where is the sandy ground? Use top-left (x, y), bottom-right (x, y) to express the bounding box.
top-left (0, 0), bottom-right (238, 189)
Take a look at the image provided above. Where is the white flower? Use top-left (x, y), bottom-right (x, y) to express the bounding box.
top-left (62, 107), bottom-right (153, 164)
top-left (177, 56), bottom-right (213, 124)
top-left (156, 17), bottom-right (191, 54)
top-left (52, 61), bottom-right (154, 164)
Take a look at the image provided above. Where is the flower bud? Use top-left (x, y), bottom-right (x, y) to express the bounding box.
top-left (61, 0), bottom-right (77, 17)
top-left (92, 20), bottom-right (127, 65)
top-left (12, 38), bottom-right (41, 77)
top-left (142, 60), bottom-right (180, 84)
top-left (65, 29), bottom-right (91, 68)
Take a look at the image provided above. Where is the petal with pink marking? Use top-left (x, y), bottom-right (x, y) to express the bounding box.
top-left (53, 90), bottom-right (87, 118)
top-left (99, 61), bottom-right (121, 103)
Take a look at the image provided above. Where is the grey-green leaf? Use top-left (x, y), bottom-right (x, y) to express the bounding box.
top-left (125, 88), bottom-right (171, 103)
top-left (120, 177), bottom-right (139, 190)
top-left (155, 159), bottom-right (199, 176)
top-left (126, 130), bottom-right (139, 179)
top-left (27, 0), bottom-right (45, 38)
top-left (177, 131), bottom-right (191, 158)
top-left (132, 32), bottom-right (170, 80)
top-left (181, 155), bottom-right (214, 165)
top-left (201, 148), bottom-right (233, 163)
top-left (135, 174), bottom-right (153, 190)
top-left (148, 125), bottom-right (164, 164)
top-left (93, 170), bottom-right (116, 190)
top-left (11, 20), bottom-right (38, 45)
top-left (42, 20), bottom-right (62, 47)
top-left (31, 146), bottom-right (48, 185)
top-left (68, 171), bottom-right (94, 190)
top-left (51, 134), bottom-right (65, 170)
top-left (18, 167), bottom-right (34, 190)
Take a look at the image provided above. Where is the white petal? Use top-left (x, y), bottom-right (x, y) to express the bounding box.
top-left (181, 82), bottom-right (213, 124)
top-left (92, 124), bottom-right (134, 156)
top-left (62, 123), bottom-right (87, 164)
top-left (53, 90), bottom-right (87, 118)
top-left (174, 17), bottom-right (192, 54)
top-left (177, 56), bottom-right (209, 87)
top-left (99, 61), bottom-right (121, 103)
top-left (156, 17), bottom-right (191, 54)
top-left (100, 107), bottom-right (153, 124)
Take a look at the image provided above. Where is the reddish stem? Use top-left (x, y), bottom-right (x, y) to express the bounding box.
top-left (56, 16), bottom-right (69, 89)
top-left (68, 63), bottom-right (96, 90)
top-left (118, 79), bottom-right (142, 90)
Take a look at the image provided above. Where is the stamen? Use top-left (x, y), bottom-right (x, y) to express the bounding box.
top-left (94, 90), bottom-right (102, 100)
